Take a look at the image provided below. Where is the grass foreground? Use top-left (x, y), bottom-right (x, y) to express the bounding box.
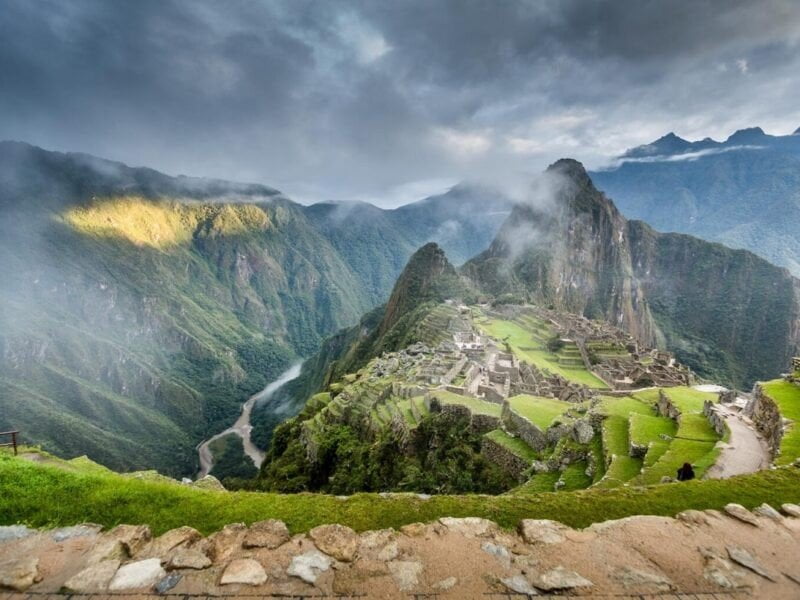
top-left (2, 451), bottom-right (800, 536)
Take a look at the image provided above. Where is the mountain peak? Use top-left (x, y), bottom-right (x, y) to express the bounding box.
top-left (794, 126), bottom-right (800, 135)
top-left (726, 126), bottom-right (767, 144)
top-left (547, 158), bottom-right (591, 187)
top-left (621, 132), bottom-right (692, 158)
top-left (378, 243), bottom-right (460, 336)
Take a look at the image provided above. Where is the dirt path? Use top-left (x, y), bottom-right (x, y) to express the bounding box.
top-left (706, 404), bottom-right (771, 479)
top-left (197, 362), bottom-right (303, 478)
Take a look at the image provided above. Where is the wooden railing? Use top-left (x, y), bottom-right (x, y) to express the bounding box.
top-left (0, 430), bottom-right (19, 455)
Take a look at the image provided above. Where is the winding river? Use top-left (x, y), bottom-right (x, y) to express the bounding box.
top-left (196, 361), bottom-right (303, 478)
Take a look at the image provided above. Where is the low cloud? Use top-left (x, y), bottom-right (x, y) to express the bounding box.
top-left (1, 1), bottom-right (799, 205)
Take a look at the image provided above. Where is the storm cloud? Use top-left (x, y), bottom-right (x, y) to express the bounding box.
top-left (1, 0), bottom-right (799, 205)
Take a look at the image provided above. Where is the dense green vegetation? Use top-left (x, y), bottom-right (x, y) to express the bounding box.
top-left (0, 143), bottom-right (508, 477)
top-left (208, 434), bottom-right (258, 481)
top-left (254, 409), bottom-right (515, 495)
top-left (762, 379), bottom-right (800, 465)
top-left (3, 451), bottom-right (800, 536)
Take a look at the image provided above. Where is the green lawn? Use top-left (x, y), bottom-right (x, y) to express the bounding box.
top-left (663, 387), bottom-right (717, 412)
top-left (634, 387), bottom-right (720, 483)
top-left (596, 454), bottom-right (643, 488)
top-left (639, 438), bottom-right (719, 484)
top-left (596, 413), bottom-right (643, 488)
top-left (3, 452), bottom-right (800, 535)
top-left (599, 395), bottom-right (653, 418)
top-left (484, 429), bottom-right (538, 461)
top-left (478, 318), bottom-right (608, 388)
top-left (507, 394), bottom-right (572, 429)
top-left (560, 461), bottom-right (592, 491)
top-left (512, 471), bottom-right (561, 494)
top-left (631, 388), bottom-right (662, 405)
top-left (761, 379), bottom-right (800, 464)
top-left (430, 390), bottom-right (502, 417)
top-left (628, 413), bottom-right (677, 448)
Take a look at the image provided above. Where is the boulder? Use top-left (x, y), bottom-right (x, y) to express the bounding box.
top-left (287, 550), bottom-right (333, 584)
top-left (501, 575), bottom-right (539, 595)
top-left (536, 566), bottom-right (592, 591)
top-left (438, 517), bottom-right (497, 537)
top-left (399, 522), bottom-right (428, 537)
top-left (207, 523), bottom-right (247, 563)
top-left (243, 520), bottom-right (291, 549)
top-left (676, 509), bottom-right (710, 526)
top-left (148, 526), bottom-right (202, 556)
top-left (220, 559), bottom-right (267, 586)
top-left (85, 538), bottom-right (128, 564)
top-left (481, 542), bottom-right (511, 568)
top-left (108, 558), bottom-right (166, 591)
top-left (723, 503), bottom-right (759, 526)
top-left (167, 548), bottom-right (212, 570)
top-left (109, 524), bottom-right (152, 556)
top-left (518, 519), bottom-right (569, 544)
top-left (0, 557), bottom-right (39, 591)
top-left (155, 573), bottom-right (182, 594)
top-left (572, 419), bottom-right (594, 444)
top-left (753, 503), bottom-right (782, 521)
top-left (781, 503), bottom-right (800, 518)
top-left (726, 546), bottom-right (777, 581)
top-left (62, 559), bottom-right (120, 592)
top-left (614, 566), bottom-right (673, 591)
top-left (0, 525), bottom-right (33, 543)
top-left (52, 524), bottom-right (102, 541)
top-left (388, 560), bottom-right (423, 591)
top-left (309, 524), bottom-right (359, 562)
top-left (358, 529), bottom-right (399, 561)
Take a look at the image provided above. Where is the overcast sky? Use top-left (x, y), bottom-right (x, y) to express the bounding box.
top-left (2, 1), bottom-right (800, 206)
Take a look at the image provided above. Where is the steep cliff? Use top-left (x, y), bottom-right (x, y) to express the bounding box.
top-left (464, 159), bottom-right (800, 387)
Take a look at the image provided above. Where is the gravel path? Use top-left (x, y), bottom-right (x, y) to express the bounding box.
top-left (706, 405), bottom-right (771, 479)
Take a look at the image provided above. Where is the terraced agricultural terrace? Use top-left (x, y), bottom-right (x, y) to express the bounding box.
top-left (269, 301), bottom-right (746, 495)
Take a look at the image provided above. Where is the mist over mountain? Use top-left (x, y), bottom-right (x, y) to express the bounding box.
top-left (0, 142), bottom-right (508, 474)
top-left (466, 159), bottom-right (800, 388)
top-left (591, 127), bottom-right (800, 275)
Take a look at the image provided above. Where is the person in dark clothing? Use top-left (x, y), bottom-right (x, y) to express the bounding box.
top-left (676, 462), bottom-right (695, 481)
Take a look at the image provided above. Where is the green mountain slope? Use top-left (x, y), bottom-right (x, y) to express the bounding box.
top-left (0, 142), bottom-right (513, 476)
top-left (0, 143), bottom-right (371, 475)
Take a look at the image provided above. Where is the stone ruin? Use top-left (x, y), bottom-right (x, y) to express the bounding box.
top-left (490, 304), bottom-right (693, 391)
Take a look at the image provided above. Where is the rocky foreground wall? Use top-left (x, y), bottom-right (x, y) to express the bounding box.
top-left (2, 503), bottom-right (800, 598)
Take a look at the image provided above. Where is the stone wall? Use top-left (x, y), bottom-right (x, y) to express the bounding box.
top-left (702, 400), bottom-right (727, 437)
top-left (656, 389), bottom-right (681, 420)
top-left (471, 413), bottom-right (501, 434)
top-left (501, 401), bottom-right (548, 451)
top-left (744, 384), bottom-right (784, 459)
top-left (479, 384), bottom-right (505, 404)
top-left (441, 356), bottom-right (468, 386)
top-left (480, 436), bottom-right (530, 480)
